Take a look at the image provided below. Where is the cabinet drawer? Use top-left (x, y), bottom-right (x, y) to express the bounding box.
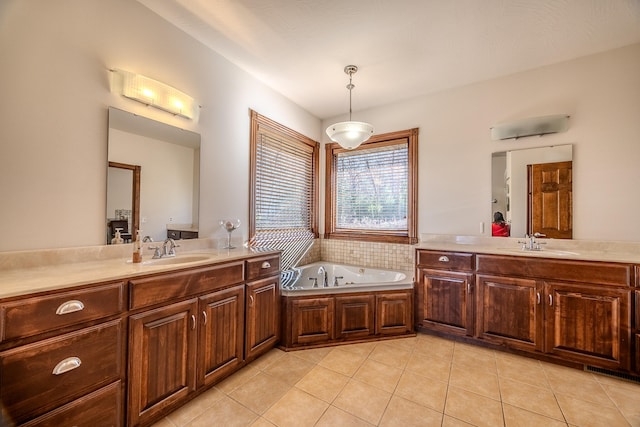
top-left (0, 282), bottom-right (125, 342)
top-left (21, 381), bottom-right (122, 427)
top-left (130, 262), bottom-right (245, 310)
top-left (246, 255), bottom-right (280, 280)
top-left (476, 255), bottom-right (632, 286)
top-left (416, 250), bottom-right (474, 272)
top-left (0, 319), bottom-right (124, 424)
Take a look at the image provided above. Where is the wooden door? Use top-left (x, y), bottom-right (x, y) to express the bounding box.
top-left (528, 161), bottom-right (572, 238)
top-left (128, 299), bottom-right (197, 426)
top-left (198, 285), bottom-right (244, 387)
top-left (544, 281), bottom-right (631, 370)
top-left (476, 275), bottom-right (542, 352)
top-left (335, 295), bottom-right (375, 339)
top-left (376, 291), bottom-right (413, 336)
top-left (245, 276), bottom-right (280, 361)
top-left (416, 268), bottom-right (474, 336)
top-left (289, 297), bottom-right (335, 346)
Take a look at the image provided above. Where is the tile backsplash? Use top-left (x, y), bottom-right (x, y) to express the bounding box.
top-left (297, 238), bottom-right (415, 271)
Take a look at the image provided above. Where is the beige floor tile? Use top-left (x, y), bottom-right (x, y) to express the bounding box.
top-left (295, 364), bottom-right (350, 403)
top-left (449, 364), bottom-right (501, 400)
top-left (319, 347), bottom-right (367, 376)
top-left (601, 380), bottom-right (640, 426)
top-left (387, 336), bottom-right (418, 352)
top-left (249, 348), bottom-right (286, 371)
top-left (394, 370), bottom-right (448, 412)
top-left (340, 341), bottom-right (378, 357)
top-left (368, 342), bottom-right (412, 368)
top-left (185, 395), bottom-right (258, 427)
top-left (228, 371), bottom-right (291, 414)
top-left (262, 387), bottom-right (329, 427)
top-left (405, 351), bottom-right (452, 382)
top-left (441, 415), bottom-right (476, 426)
top-left (547, 374), bottom-right (615, 407)
top-left (499, 376), bottom-right (564, 420)
top-left (315, 405), bottom-right (375, 427)
top-left (379, 395), bottom-right (443, 427)
top-left (452, 346), bottom-right (497, 374)
top-left (556, 394), bottom-right (630, 427)
top-left (503, 403), bottom-right (568, 427)
top-left (250, 417), bottom-right (276, 427)
top-left (414, 334), bottom-right (455, 360)
top-left (151, 418), bottom-right (176, 427)
top-left (353, 358), bottom-right (403, 393)
top-left (262, 351), bottom-right (315, 385)
top-left (496, 355), bottom-right (550, 389)
top-left (166, 387), bottom-right (225, 426)
top-left (215, 364), bottom-right (261, 394)
top-left (444, 386), bottom-right (504, 427)
top-left (333, 379), bottom-right (392, 425)
top-left (287, 346), bottom-right (333, 364)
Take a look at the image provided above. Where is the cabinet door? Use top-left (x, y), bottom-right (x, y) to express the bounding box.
top-left (198, 285), bottom-right (245, 387)
top-left (245, 276), bottom-right (280, 361)
top-left (128, 299), bottom-right (198, 426)
top-left (290, 297), bottom-right (335, 346)
top-left (335, 295), bottom-right (375, 339)
top-left (545, 282), bottom-right (631, 370)
top-left (476, 275), bottom-right (542, 352)
top-left (376, 291), bottom-right (413, 336)
top-left (416, 268), bottom-right (474, 336)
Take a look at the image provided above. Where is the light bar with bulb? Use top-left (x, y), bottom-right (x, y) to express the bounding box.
top-left (111, 69), bottom-right (196, 120)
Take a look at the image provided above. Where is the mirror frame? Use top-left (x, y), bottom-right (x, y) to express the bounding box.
top-left (108, 161), bottom-right (141, 238)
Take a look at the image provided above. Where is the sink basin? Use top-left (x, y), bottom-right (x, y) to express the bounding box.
top-left (142, 255), bottom-right (212, 266)
top-left (496, 248), bottom-right (579, 257)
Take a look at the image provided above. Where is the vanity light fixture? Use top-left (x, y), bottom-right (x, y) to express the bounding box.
top-left (110, 69), bottom-right (197, 120)
top-left (490, 114), bottom-right (569, 140)
top-left (326, 65), bottom-right (374, 150)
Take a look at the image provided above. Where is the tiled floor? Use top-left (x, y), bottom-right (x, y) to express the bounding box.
top-left (152, 334), bottom-right (640, 427)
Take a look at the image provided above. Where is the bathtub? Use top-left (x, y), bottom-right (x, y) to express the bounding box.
top-left (281, 261), bottom-right (414, 296)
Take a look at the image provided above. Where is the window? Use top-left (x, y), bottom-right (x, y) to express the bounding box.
top-left (325, 128), bottom-right (418, 244)
top-left (249, 110), bottom-right (319, 270)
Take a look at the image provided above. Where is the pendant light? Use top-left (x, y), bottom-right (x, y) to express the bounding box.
top-left (325, 65), bottom-right (374, 149)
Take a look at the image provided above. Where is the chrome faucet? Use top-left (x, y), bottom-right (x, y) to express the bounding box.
top-left (518, 232), bottom-right (546, 251)
top-left (142, 235), bottom-right (154, 243)
top-left (318, 266), bottom-right (328, 288)
top-left (333, 276), bottom-right (343, 287)
top-left (163, 238), bottom-right (178, 257)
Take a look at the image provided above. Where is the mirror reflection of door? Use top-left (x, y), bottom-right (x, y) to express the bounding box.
top-left (527, 161), bottom-right (572, 239)
top-left (106, 161), bottom-right (141, 243)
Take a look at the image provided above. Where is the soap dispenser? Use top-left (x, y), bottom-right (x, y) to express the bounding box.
top-left (111, 228), bottom-right (124, 245)
top-left (132, 230), bottom-right (142, 263)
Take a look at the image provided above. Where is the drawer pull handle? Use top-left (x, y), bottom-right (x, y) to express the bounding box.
top-left (52, 357), bottom-right (82, 375)
top-left (191, 315), bottom-right (196, 330)
top-left (249, 295), bottom-right (254, 307)
top-left (56, 300), bottom-right (85, 315)
top-left (202, 311), bottom-right (207, 325)
top-left (548, 295), bottom-right (553, 306)
top-left (537, 292), bottom-right (541, 304)
top-left (261, 261), bottom-right (271, 269)
top-left (438, 256), bottom-right (449, 262)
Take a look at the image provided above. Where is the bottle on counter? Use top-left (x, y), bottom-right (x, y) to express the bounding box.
top-left (132, 230), bottom-right (143, 263)
top-left (111, 228), bottom-right (124, 245)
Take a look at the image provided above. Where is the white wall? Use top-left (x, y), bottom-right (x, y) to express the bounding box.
top-left (0, 0), bottom-right (320, 251)
top-left (323, 43), bottom-right (640, 242)
top-left (1, 1), bottom-right (639, 252)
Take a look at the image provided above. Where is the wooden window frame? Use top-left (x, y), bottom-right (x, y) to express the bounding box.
top-left (325, 128), bottom-right (419, 244)
top-left (249, 109), bottom-right (320, 242)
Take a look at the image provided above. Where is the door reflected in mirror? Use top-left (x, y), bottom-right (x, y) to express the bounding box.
top-left (107, 107), bottom-right (201, 244)
top-left (491, 144), bottom-right (572, 239)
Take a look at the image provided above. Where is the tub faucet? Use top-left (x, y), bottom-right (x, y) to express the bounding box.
top-left (318, 266), bottom-right (328, 288)
top-left (333, 276), bottom-right (343, 287)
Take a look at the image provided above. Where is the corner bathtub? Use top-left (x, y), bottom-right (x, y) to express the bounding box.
top-left (281, 262), bottom-right (414, 296)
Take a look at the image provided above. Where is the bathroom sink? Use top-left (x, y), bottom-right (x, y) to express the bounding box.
top-left (496, 248), bottom-right (579, 257)
top-left (142, 255), bottom-right (212, 266)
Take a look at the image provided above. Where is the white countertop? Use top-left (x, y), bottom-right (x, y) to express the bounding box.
top-left (0, 239), bottom-right (279, 299)
top-left (416, 235), bottom-right (640, 264)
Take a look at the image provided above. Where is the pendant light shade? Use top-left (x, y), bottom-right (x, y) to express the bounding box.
top-left (326, 65), bottom-right (374, 149)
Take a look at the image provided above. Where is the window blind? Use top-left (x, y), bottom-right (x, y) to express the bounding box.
top-left (336, 143), bottom-right (408, 231)
top-left (249, 112), bottom-right (318, 271)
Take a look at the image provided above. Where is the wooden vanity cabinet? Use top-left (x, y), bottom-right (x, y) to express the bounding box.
top-left (336, 295), bottom-right (375, 339)
top-left (0, 281), bottom-right (126, 426)
top-left (376, 292), bottom-right (413, 336)
top-left (476, 254), bottom-right (632, 371)
top-left (415, 250), bottom-right (475, 337)
top-left (289, 297), bottom-right (335, 346)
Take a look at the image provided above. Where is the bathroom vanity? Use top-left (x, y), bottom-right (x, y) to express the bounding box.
top-left (415, 241), bottom-right (640, 376)
top-left (0, 248), bottom-right (280, 427)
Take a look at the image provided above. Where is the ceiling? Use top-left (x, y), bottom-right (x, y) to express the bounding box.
top-left (138, 0), bottom-right (640, 120)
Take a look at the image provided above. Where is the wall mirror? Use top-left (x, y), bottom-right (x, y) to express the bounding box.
top-left (107, 107), bottom-right (201, 244)
top-left (491, 144), bottom-right (572, 239)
